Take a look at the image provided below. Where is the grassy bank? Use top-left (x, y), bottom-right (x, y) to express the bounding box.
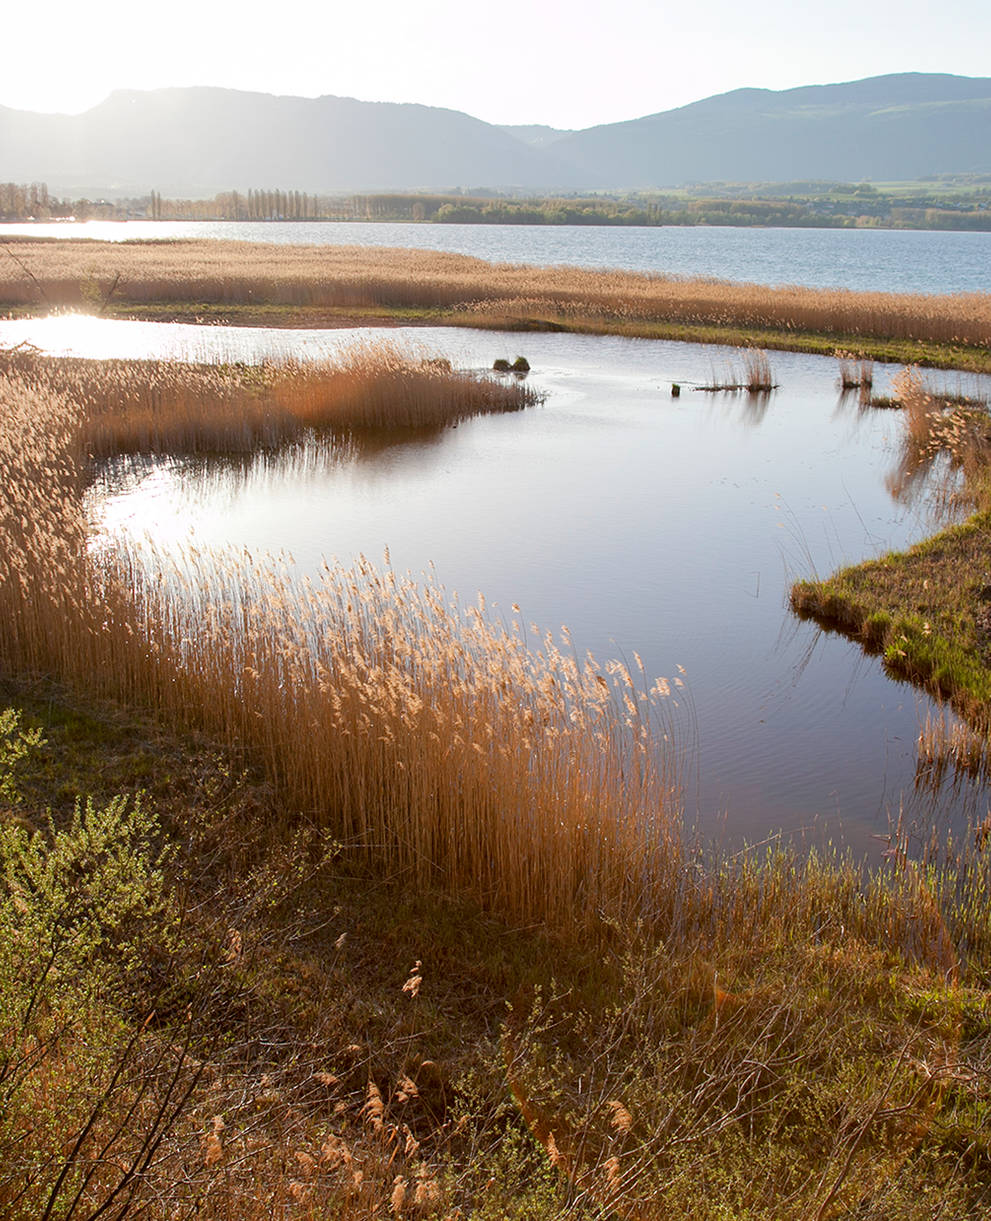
top-left (5, 345), bottom-right (991, 1216)
top-left (3, 237), bottom-right (991, 372)
top-left (793, 511), bottom-right (991, 726)
top-left (792, 371), bottom-right (991, 737)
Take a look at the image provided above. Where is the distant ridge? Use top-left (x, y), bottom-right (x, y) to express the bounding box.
top-left (497, 124), bottom-right (574, 148)
top-left (1, 73), bottom-right (988, 197)
top-left (0, 87), bottom-right (585, 197)
top-left (552, 72), bottom-right (991, 187)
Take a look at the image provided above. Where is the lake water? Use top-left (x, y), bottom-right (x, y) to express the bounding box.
top-left (2, 220), bottom-right (990, 296)
top-left (5, 313), bottom-right (989, 852)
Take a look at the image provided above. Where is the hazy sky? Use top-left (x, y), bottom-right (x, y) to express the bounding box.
top-left (6, 0), bottom-right (990, 128)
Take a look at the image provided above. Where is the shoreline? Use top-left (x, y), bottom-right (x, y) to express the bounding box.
top-left (6, 299), bottom-right (990, 375)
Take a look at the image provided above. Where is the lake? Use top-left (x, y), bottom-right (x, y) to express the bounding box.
top-left (2, 220), bottom-right (990, 296)
top-left (5, 312), bottom-right (989, 851)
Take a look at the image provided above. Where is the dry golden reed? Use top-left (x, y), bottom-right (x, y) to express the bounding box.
top-left (0, 341), bottom-right (536, 457)
top-left (0, 354), bottom-right (677, 936)
top-left (886, 368), bottom-right (991, 509)
top-left (2, 237), bottom-right (990, 350)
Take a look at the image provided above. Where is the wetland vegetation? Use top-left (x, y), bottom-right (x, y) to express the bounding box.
top-left (5, 249), bottom-right (991, 1216)
top-left (3, 236), bottom-right (991, 371)
top-left (793, 367), bottom-right (991, 753)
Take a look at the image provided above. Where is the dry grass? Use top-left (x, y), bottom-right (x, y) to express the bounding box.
top-left (837, 349), bottom-right (876, 391)
top-left (742, 347), bottom-right (775, 392)
top-left (3, 238), bottom-right (991, 357)
top-left (698, 347), bottom-right (776, 393)
top-left (837, 349), bottom-right (875, 407)
top-left (886, 368), bottom-right (991, 512)
top-left (917, 710), bottom-right (991, 788)
top-left (0, 342), bottom-right (536, 458)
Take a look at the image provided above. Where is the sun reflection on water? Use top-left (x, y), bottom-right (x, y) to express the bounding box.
top-left (0, 312), bottom-right (374, 364)
top-left (86, 461), bottom-right (208, 554)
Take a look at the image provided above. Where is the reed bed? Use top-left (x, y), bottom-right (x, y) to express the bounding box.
top-left (3, 237), bottom-right (991, 353)
top-left (0, 342), bottom-right (536, 458)
top-left (0, 361), bottom-right (678, 935)
top-left (120, 546), bottom-right (682, 927)
top-left (886, 368), bottom-right (991, 511)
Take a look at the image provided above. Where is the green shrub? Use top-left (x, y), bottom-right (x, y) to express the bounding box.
top-left (0, 707), bottom-right (44, 806)
top-left (0, 714), bottom-right (194, 1220)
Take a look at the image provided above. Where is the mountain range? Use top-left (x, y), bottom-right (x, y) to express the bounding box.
top-left (1, 73), bottom-right (988, 197)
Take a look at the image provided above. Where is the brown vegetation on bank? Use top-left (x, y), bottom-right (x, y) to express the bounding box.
top-left (5, 670), bottom-right (988, 1221)
top-left (1, 342), bottom-right (536, 457)
top-left (2, 237), bottom-right (990, 364)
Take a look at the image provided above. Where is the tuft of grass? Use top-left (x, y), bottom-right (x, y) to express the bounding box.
top-left (836, 349), bottom-right (875, 391)
top-left (742, 346), bottom-right (775, 392)
top-left (696, 347), bottom-right (777, 393)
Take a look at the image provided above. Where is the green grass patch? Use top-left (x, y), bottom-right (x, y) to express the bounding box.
top-left (791, 510), bottom-right (991, 727)
top-left (459, 312), bottom-right (991, 372)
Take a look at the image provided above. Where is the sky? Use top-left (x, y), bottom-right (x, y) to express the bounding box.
top-left (5, 0), bottom-right (990, 129)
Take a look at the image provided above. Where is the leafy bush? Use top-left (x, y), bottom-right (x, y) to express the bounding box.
top-left (0, 706), bottom-right (44, 806)
top-left (0, 713), bottom-right (196, 1220)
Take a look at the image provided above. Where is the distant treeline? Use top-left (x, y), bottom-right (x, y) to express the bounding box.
top-left (0, 181), bottom-right (117, 221)
top-left (430, 199), bottom-right (991, 231)
top-left (3, 181), bottom-right (991, 231)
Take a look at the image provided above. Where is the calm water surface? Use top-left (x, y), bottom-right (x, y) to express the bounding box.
top-left (5, 314), bottom-right (990, 850)
top-left (3, 220), bottom-right (990, 295)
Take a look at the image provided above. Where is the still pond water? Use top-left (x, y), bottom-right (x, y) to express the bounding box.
top-left (2, 220), bottom-right (990, 296)
top-left (4, 312), bottom-right (990, 851)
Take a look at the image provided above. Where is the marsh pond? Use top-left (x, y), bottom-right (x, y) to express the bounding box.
top-left (4, 312), bottom-right (990, 850)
